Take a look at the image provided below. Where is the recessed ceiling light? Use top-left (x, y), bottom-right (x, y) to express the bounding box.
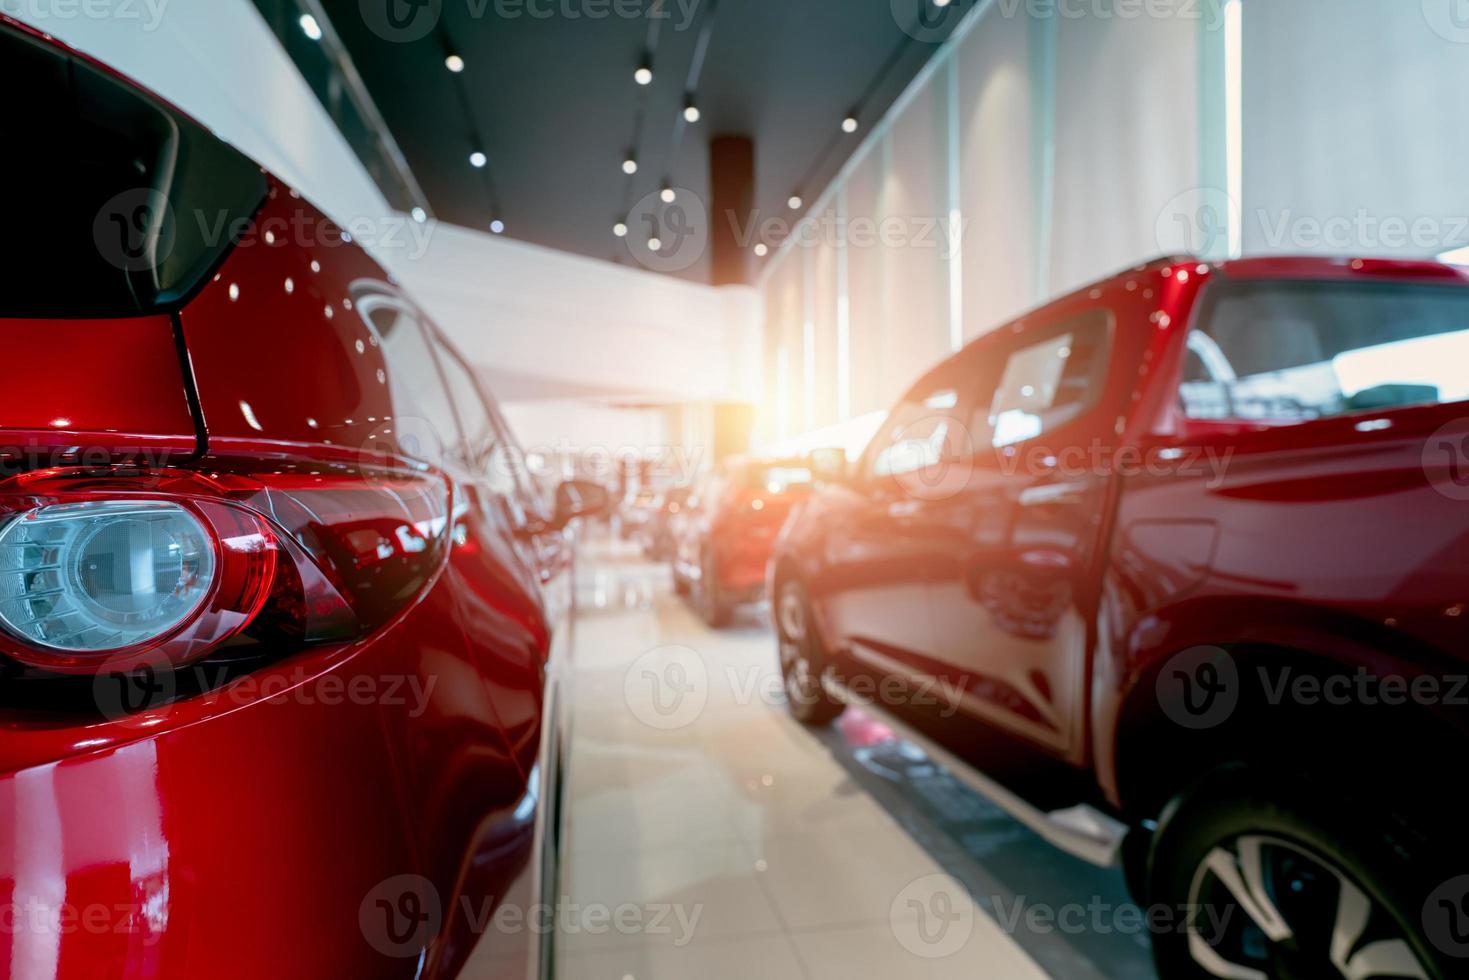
top-left (490, 219), bottom-right (505, 234)
top-left (410, 207), bottom-right (427, 224)
top-left (634, 65), bottom-right (653, 86)
top-left (470, 151), bottom-right (487, 168)
top-left (787, 194), bottom-right (803, 210)
top-left (299, 14), bottom-right (323, 41)
top-left (842, 115), bottom-right (859, 133)
top-left (648, 236), bottom-right (663, 251)
top-left (754, 243), bottom-right (769, 257)
top-left (660, 186), bottom-right (676, 204)
top-left (613, 221), bottom-right (628, 237)
top-left (622, 157), bottom-right (638, 175)
top-left (445, 54), bottom-right (465, 73)
top-left (684, 103), bottom-right (701, 123)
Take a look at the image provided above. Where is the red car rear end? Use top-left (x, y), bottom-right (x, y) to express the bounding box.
top-left (0, 18), bottom-right (599, 979)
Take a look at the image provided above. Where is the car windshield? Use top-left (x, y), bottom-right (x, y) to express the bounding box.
top-left (1181, 278), bottom-right (1469, 421)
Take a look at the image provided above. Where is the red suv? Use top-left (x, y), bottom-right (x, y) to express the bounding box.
top-left (772, 255), bottom-right (1469, 979)
top-left (672, 457), bottom-right (813, 626)
top-left (0, 19), bottom-right (604, 978)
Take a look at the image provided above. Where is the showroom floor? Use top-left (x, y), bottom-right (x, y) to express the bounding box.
top-left (555, 536), bottom-right (1158, 980)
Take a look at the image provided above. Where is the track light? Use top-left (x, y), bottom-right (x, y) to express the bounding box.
top-left (622, 157), bottom-right (638, 175)
top-left (490, 219), bottom-right (505, 234)
top-left (634, 58), bottom-right (653, 86)
top-left (788, 194), bottom-right (803, 210)
top-left (661, 185), bottom-right (676, 204)
top-left (470, 151), bottom-right (487, 168)
top-left (445, 53), bottom-right (465, 73)
top-left (683, 98), bottom-right (701, 123)
top-left (754, 243), bottom-right (769, 257)
top-left (299, 14), bottom-right (323, 41)
top-left (842, 115), bottom-right (860, 134)
top-left (614, 221), bottom-right (628, 237)
top-left (411, 207), bottom-right (427, 224)
top-left (649, 236), bottom-right (663, 251)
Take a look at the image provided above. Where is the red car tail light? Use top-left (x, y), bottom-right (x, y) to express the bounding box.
top-left (0, 463), bottom-right (450, 677)
top-left (0, 496), bottom-right (278, 674)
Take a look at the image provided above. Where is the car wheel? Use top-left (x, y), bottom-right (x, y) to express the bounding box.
top-left (699, 548), bottom-right (732, 628)
top-left (774, 579), bottom-right (844, 726)
top-left (1146, 765), bottom-right (1454, 980)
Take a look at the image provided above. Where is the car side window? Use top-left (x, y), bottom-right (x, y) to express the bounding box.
top-left (429, 334), bottom-right (497, 467)
top-left (983, 309), bottom-right (1112, 448)
top-left (864, 378), bottom-right (967, 482)
top-left (356, 298), bottom-right (461, 465)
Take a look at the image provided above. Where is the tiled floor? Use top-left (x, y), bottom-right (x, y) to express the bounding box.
top-left (555, 537), bottom-right (1154, 979)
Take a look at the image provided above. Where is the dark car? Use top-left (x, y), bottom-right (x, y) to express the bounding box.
top-left (672, 457), bottom-right (813, 627)
top-left (770, 255), bottom-right (1469, 980)
top-left (0, 18), bottom-right (605, 978)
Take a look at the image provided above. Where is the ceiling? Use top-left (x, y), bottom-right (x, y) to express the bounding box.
top-left (313, 0), bottom-right (972, 283)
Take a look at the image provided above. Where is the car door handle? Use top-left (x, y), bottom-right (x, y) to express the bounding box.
top-left (1019, 481), bottom-right (1091, 509)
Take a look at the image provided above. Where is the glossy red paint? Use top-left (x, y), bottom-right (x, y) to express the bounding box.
top-left (0, 21), bottom-right (588, 980)
top-left (775, 254), bottom-right (1469, 817)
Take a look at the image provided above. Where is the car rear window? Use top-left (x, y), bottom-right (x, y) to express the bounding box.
top-left (1181, 279), bottom-right (1469, 421)
top-left (1, 25), bottom-right (267, 317)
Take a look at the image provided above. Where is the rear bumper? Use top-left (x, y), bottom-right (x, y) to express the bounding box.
top-left (0, 580), bottom-right (542, 980)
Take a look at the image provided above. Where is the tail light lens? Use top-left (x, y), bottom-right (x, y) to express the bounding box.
top-left (0, 464), bottom-right (449, 677)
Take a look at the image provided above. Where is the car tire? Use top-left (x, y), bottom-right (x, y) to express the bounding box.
top-left (698, 548), bottom-right (732, 628)
top-left (1145, 764), bottom-right (1457, 980)
top-left (774, 579), bottom-right (844, 726)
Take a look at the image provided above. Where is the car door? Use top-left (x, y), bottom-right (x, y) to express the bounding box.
top-left (819, 363), bottom-right (972, 678)
top-left (922, 308), bottom-right (1118, 764)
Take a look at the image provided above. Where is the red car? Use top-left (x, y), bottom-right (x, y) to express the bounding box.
top-left (772, 255), bottom-right (1469, 979)
top-left (0, 19), bottom-right (605, 979)
top-left (672, 457), bottom-right (813, 627)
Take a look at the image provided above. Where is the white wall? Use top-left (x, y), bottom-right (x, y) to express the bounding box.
top-left (6, 0), bottom-right (760, 411)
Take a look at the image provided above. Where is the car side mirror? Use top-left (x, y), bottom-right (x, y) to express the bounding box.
top-left (553, 480), bottom-right (610, 530)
